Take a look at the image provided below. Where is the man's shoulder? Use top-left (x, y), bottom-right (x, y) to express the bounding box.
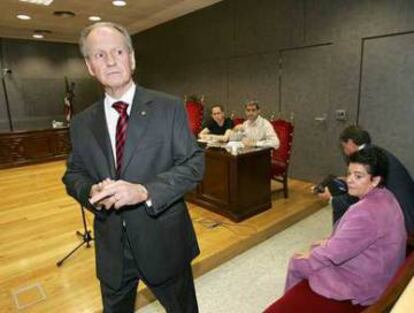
top-left (258, 115), bottom-right (272, 127)
top-left (370, 144), bottom-right (398, 162)
top-left (373, 144), bottom-right (411, 174)
top-left (137, 85), bottom-right (181, 107)
top-left (353, 188), bottom-right (393, 212)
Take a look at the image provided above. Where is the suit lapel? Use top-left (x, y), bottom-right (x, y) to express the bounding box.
top-left (89, 100), bottom-right (116, 178)
top-left (121, 86), bottom-right (153, 176)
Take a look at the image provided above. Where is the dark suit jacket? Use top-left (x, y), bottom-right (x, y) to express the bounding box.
top-left (332, 144), bottom-right (414, 234)
top-left (380, 146), bottom-right (414, 234)
top-left (62, 85), bottom-right (205, 289)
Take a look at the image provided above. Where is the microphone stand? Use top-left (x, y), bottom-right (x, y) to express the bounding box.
top-left (1, 68), bottom-right (13, 132)
top-left (56, 205), bottom-right (94, 267)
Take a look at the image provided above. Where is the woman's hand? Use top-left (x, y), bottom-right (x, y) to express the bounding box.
top-left (293, 251), bottom-right (311, 259)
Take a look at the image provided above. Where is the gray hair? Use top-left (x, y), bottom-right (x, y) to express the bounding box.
top-left (245, 99), bottom-right (260, 109)
top-left (79, 22), bottom-right (134, 58)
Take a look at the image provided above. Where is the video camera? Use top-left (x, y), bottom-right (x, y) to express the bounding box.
top-left (313, 174), bottom-right (348, 197)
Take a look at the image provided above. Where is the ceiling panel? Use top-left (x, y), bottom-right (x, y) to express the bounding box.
top-left (0, 0), bottom-right (222, 43)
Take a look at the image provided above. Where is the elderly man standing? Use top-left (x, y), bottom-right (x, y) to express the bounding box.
top-left (231, 100), bottom-right (279, 149)
top-left (62, 22), bottom-right (204, 313)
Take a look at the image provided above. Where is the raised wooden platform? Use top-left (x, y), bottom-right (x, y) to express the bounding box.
top-left (0, 161), bottom-right (325, 312)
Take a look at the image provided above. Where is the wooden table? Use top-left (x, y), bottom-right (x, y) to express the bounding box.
top-left (0, 127), bottom-right (71, 169)
top-left (187, 146), bottom-right (272, 222)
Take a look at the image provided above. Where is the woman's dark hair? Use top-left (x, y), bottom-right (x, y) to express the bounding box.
top-left (340, 125), bottom-right (371, 146)
top-left (347, 146), bottom-right (388, 186)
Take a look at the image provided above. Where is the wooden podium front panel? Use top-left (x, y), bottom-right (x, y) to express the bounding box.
top-left (233, 150), bottom-right (271, 217)
top-left (187, 147), bottom-right (272, 222)
top-left (198, 149), bottom-right (230, 206)
top-left (22, 135), bottom-right (51, 158)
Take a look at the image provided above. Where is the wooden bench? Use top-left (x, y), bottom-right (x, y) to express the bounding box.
top-left (264, 251), bottom-right (414, 313)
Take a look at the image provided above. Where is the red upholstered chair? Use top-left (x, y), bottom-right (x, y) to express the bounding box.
top-left (263, 280), bottom-right (365, 313)
top-left (270, 119), bottom-right (294, 198)
top-left (362, 250), bottom-right (414, 313)
top-left (185, 99), bottom-right (204, 136)
top-left (232, 116), bottom-right (245, 126)
top-left (407, 233), bottom-right (414, 255)
top-left (263, 250), bottom-right (414, 313)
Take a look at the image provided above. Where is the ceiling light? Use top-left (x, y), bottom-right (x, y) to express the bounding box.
top-left (53, 11), bottom-right (76, 18)
top-left (112, 1), bottom-right (127, 7)
top-left (88, 16), bottom-right (102, 22)
top-left (16, 14), bottom-right (31, 20)
top-left (19, 0), bottom-right (54, 6)
top-left (32, 29), bottom-right (51, 39)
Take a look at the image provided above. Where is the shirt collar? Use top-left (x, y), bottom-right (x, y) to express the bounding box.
top-left (105, 83), bottom-right (136, 115)
top-left (247, 115), bottom-right (262, 126)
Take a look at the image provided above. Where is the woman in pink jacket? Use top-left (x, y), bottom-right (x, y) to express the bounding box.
top-left (285, 146), bottom-right (407, 306)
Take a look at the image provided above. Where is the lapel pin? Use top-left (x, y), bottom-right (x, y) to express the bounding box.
top-left (140, 111), bottom-right (147, 116)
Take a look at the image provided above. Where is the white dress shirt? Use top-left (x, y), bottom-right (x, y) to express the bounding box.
top-left (102, 83), bottom-right (152, 207)
top-left (232, 115), bottom-right (280, 149)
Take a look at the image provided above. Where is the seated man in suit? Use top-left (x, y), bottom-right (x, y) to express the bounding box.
top-left (318, 125), bottom-right (414, 235)
top-left (230, 99), bottom-right (279, 149)
top-left (198, 104), bottom-right (233, 142)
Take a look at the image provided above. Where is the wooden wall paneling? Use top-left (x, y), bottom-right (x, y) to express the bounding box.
top-left (0, 38), bottom-right (96, 131)
top-left (183, 59), bottom-right (229, 108)
top-left (280, 43), bottom-right (333, 182)
top-left (21, 79), bottom-right (66, 116)
top-left (129, 0), bottom-right (414, 182)
top-left (358, 31), bottom-right (414, 175)
top-left (232, 0), bottom-right (304, 55)
top-left (228, 53), bottom-right (279, 117)
top-left (172, 0), bottom-right (233, 64)
top-left (304, 0), bottom-right (334, 44)
top-left (326, 39), bottom-right (362, 175)
top-left (0, 128), bottom-right (71, 168)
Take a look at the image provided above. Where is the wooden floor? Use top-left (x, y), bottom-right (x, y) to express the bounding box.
top-left (0, 161), bottom-right (325, 313)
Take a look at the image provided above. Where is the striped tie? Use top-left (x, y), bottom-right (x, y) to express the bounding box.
top-left (112, 101), bottom-right (129, 177)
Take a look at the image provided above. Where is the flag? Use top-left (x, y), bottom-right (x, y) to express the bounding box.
top-left (63, 77), bottom-right (75, 124)
top-left (64, 93), bottom-right (72, 123)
